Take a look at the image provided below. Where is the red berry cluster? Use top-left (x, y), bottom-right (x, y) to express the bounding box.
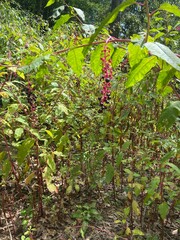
top-left (98, 43), bottom-right (113, 113)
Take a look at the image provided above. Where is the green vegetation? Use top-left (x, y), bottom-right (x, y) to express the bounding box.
top-left (0, 0), bottom-right (180, 239)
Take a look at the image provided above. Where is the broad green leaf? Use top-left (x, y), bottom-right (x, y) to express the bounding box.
top-left (112, 48), bottom-right (126, 68)
top-left (159, 3), bottom-right (180, 17)
top-left (17, 138), bottom-right (35, 166)
top-left (105, 164), bottom-right (114, 184)
top-left (128, 43), bottom-right (147, 68)
top-left (126, 56), bottom-right (157, 88)
top-left (83, 0), bottom-right (135, 55)
top-left (144, 42), bottom-right (180, 71)
top-left (53, 14), bottom-right (71, 30)
top-left (158, 101), bottom-right (180, 129)
top-left (156, 68), bottom-right (175, 92)
top-left (132, 200), bottom-right (140, 216)
top-left (47, 154), bottom-right (56, 173)
top-left (158, 202), bottom-right (169, 220)
top-left (14, 128), bottom-right (24, 141)
top-left (67, 48), bottom-right (84, 76)
top-left (90, 45), bottom-right (103, 75)
top-left (132, 228), bottom-right (144, 236)
top-left (45, 0), bottom-right (55, 7)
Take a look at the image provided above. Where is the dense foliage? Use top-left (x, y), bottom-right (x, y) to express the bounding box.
top-left (0, 0), bottom-right (180, 239)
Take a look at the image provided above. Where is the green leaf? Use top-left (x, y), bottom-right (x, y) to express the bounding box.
top-left (132, 200), bottom-right (140, 216)
top-left (112, 48), bottom-right (126, 68)
top-left (83, 0), bottom-right (135, 55)
top-left (2, 159), bottom-right (11, 178)
top-left (132, 228), bottom-right (144, 236)
top-left (53, 14), bottom-right (71, 30)
top-left (46, 181), bottom-right (58, 193)
top-left (158, 202), bottom-right (169, 220)
top-left (45, 130), bottom-right (54, 138)
top-left (57, 103), bottom-right (68, 115)
top-left (156, 68), bottom-right (175, 92)
top-left (128, 43), bottom-right (147, 68)
top-left (105, 164), bottom-right (114, 184)
top-left (66, 185), bottom-right (73, 195)
top-left (158, 101), bottom-right (180, 129)
top-left (90, 45), bottom-right (103, 76)
top-left (19, 55), bottom-right (51, 74)
top-left (47, 154), bottom-right (56, 173)
top-left (67, 48), bottom-right (84, 76)
top-left (126, 56), bottom-right (157, 88)
top-left (144, 42), bottom-right (180, 71)
top-left (14, 128), bottom-right (24, 141)
top-left (159, 3), bottom-right (180, 17)
top-left (45, 0), bottom-right (55, 8)
top-left (17, 138), bottom-right (35, 166)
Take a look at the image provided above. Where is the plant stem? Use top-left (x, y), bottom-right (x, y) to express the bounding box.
top-left (144, 0), bottom-right (150, 42)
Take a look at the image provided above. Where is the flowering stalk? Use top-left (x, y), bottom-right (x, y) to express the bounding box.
top-left (99, 37), bottom-right (113, 112)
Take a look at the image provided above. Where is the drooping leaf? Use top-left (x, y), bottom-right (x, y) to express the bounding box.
top-left (159, 3), bottom-right (180, 17)
top-left (17, 138), bottom-right (35, 166)
top-left (105, 164), bottom-right (114, 184)
top-left (158, 101), bottom-right (180, 129)
top-left (53, 14), bottom-right (71, 30)
top-left (158, 202), bottom-right (169, 220)
top-left (90, 44), bottom-right (103, 75)
top-left (83, 0), bottom-right (135, 55)
top-left (144, 42), bottom-right (180, 71)
top-left (125, 56), bottom-right (157, 88)
top-left (67, 48), bottom-right (84, 76)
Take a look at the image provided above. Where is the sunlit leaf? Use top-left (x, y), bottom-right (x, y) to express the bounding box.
top-left (45, 0), bottom-right (55, 8)
top-left (67, 48), bottom-right (84, 76)
top-left (144, 42), bottom-right (180, 71)
top-left (126, 56), bottom-right (157, 88)
top-left (159, 3), bottom-right (180, 17)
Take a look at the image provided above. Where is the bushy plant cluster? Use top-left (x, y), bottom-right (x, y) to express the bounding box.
top-left (0, 0), bottom-right (179, 239)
